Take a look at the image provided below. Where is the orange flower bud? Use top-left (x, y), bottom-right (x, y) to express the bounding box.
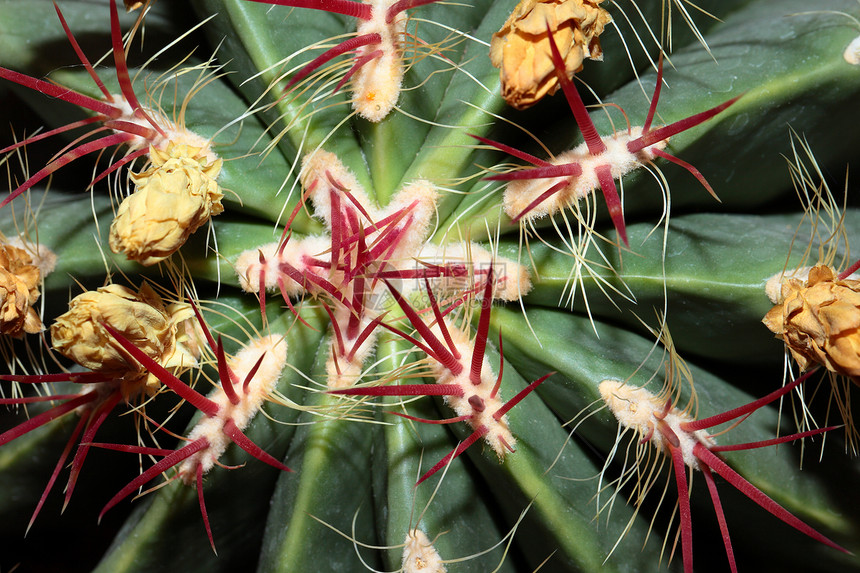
top-left (763, 264), bottom-right (860, 380)
top-left (0, 243), bottom-right (43, 336)
top-left (490, 0), bottom-right (611, 109)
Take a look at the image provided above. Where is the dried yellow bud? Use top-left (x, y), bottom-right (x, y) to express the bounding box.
top-left (490, 0), bottom-right (611, 109)
top-left (763, 264), bottom-right (860, 380)
top-left (50, 283), bottom-right (197, 393)
top-left (109, 143), bottom-right (224, 266)
top-left (0, 243), bottom-right (44, 336)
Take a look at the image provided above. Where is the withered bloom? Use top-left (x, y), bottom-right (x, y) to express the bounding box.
top-left (51, 283), bottom-right (198, 393)
top-left (0, 243), bottom-right (44, 336)
top-left (109, 143), bottom-right (224, 266)
top-left (763, 264), bottom-right (860, 380)
top-left (490, 0), bottom-right (611, 109)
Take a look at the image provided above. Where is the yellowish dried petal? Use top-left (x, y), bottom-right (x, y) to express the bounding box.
top-left (50, 283), bottom-right (197, 393)
top-left (0, 242), bottom-right (47, 336)
top-left (490, 0), bottom-right (611, 109)
top-left (6, 235), bottom-right (58, 279)
top-left (109, 143), bottom-right (224, 266)
top-left (763, 264), bottom-right (860, 380)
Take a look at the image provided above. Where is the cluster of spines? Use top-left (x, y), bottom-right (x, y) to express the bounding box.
top-left (0, 1), bottom-right (222, 270)
top-left (252, 0), bottom-right (449, 122)
top-left (476, 27), bottom-right (739, 247)
top-left (0, 289), bottom-right (288, 552)
top-left (89, 305), bottom-right (290, 552)
top-left (332, 268), bottom-right (551, 485)
top-left (236, 149), bottom-right (528, 389)
top-left (599, 370), bottom-right (848, 573)
top-left (1, 2), bottom-right (167, 208)
top-left (0, 369), bottom-right (127, 531)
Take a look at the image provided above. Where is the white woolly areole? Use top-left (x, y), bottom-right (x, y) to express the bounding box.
top-left (108, 98), bottom-right (219, 165)
top-left (598, 380), bottom-right (715, 470)
top-left (504, 126), bottom-right (666, 220)
top-left (402, 529), bottom-right (447, 573)
top-left (353, 0), bottom-right (407, 122)
top-left (325, 309), bottom-right (379, 389)
top-left (416, 242), bottom-right (532, 301)
top-left (845, 35), bottom-right (860, 65)
top-left (179, 334), bottom-right (288, 482)
top-left (429, 320), bottom-right (514, 458)
top-left (7, 236), bottom-right (57, 278)
top-left (235, 236), bottom-right (329, 294)
top-left (301, 150), bottom-right (373, 226)
top-left (379, 181), bottom-right (439, 261)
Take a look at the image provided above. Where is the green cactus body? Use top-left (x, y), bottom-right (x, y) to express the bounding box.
top-left (1, 1), bottom-right (859, 572)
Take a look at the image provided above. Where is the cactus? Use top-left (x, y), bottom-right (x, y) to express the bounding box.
top-left (1, 1), bottom-right (859, 572)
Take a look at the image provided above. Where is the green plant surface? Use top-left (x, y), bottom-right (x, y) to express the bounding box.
top-left (1, 1), bottom-right (859, 572)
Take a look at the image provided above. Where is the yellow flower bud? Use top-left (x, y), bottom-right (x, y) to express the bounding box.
top-left (50, 283), bottom-right (197, 393)
top-left (0, 243), bottom-right (43, 336)
top-left (763, 264), bottom-right (860, 380)
top-left (109, 143), bottom-right (224, 266)
top-left (490, 0), bottom-right (611, 109)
